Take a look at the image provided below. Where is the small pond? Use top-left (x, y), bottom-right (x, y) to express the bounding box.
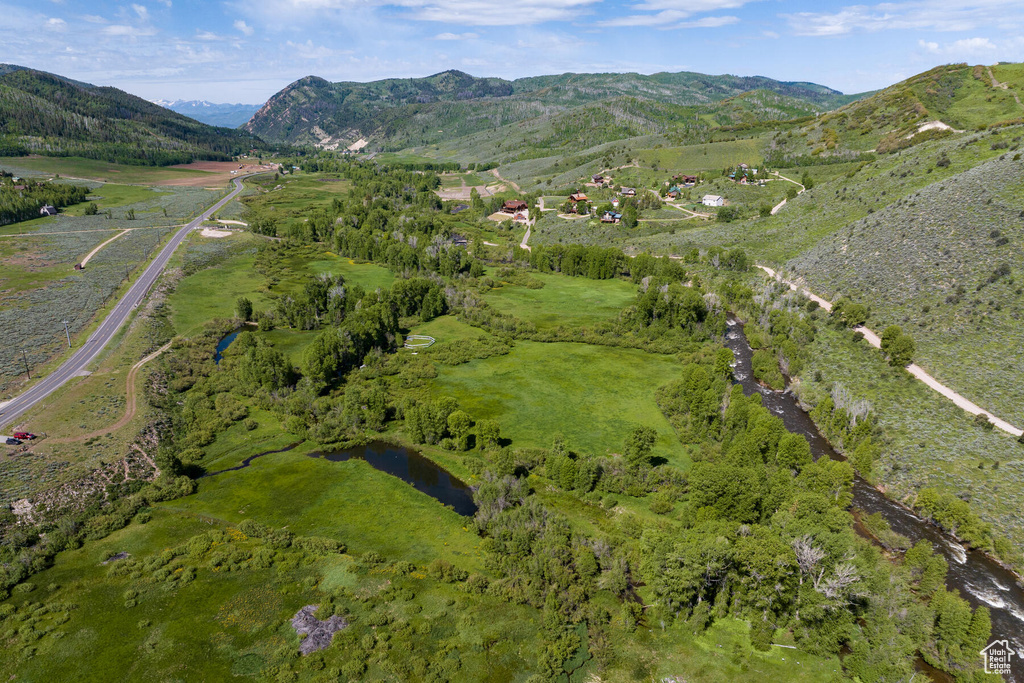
top-left (311, 441), bottom-right (477, 516)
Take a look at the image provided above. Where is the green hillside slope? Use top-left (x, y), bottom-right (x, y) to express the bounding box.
top-left (0, 65), bottom-right (268, 165)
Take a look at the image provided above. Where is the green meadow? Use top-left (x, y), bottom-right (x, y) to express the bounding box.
top-left (430, 338), bottom-right (690, 467)
top-left (482, 272), bottom-right (637, 330)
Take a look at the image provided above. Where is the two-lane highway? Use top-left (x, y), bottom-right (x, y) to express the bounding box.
top-left (0, 177), bottom-right (248, 430)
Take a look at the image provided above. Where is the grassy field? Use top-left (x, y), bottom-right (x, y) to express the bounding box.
top-left (638, 138), bottom-right (765, 173)
top-left (0, 156), bottom-right (212, 185)
top-left (166, 237), bottom-right (270, 336)
top-left (430, 338), bottom-right (691, 467)
top-left (482, 271), bottom-right (636, 330)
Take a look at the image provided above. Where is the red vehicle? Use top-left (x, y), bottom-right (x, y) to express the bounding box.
top-left (12, 432), bottom-right (34, 440)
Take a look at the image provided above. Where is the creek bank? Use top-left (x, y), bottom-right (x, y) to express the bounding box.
top-left (725, 318), bottom-right (1024, 682)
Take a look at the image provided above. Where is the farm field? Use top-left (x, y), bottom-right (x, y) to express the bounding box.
top-left (637, 137), bottom-right (765, 173)
top-left (0, 156), bottom-right (213, 185)
top-left (430, 338), bottom-right (691, 467)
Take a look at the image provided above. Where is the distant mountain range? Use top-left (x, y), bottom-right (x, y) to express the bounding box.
top-left (0, 64), bottom-right (267, 165)
top-left (153, 100), bottom-right (261, 128)
top-left (243, 69), bottom-right (867, 151)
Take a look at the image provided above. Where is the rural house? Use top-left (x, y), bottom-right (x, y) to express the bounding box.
top-left (502, 199), bottom-right (528, 214)
top-left (569, 192), bottom-right (588, 203)
top-left (601, 211), bottom-right (622, 224)
top-left (39, 205), bottom-right (58, 216)
top-left (702, 195), bottom-right (725, 207)
top-left (619, 187), bottom-right (636, 197)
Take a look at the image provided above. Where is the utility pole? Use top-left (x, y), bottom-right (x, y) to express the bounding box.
top-left (22, 349), bottom-right (30, 379)
top-left (62, 320), bottom-right (71, 348)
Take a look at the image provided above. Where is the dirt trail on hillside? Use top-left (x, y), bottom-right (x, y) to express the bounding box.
top-left (756, 265), bottom-right (1023, 437)
top-left (769, 172), bottom-right (806, 215)
top-left (987, 66), bottom-right (1024, 110)
top-left (488, 168), bottom-right (521, 193)
top-left (50, 342), bottom-right (173, 444)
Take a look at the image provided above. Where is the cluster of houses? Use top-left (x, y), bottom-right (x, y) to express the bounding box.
top-left (666, 174), bottom-right (699, 199)
top-left (728, 163), bottom-right (765, 186)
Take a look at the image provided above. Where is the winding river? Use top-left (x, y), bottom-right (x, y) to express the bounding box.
top-left (725, 318), bottom-right (1024, 682)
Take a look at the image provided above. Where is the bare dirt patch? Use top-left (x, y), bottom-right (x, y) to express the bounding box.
top-left (200, 228), bottom-right (233, 238)
top-left (291, 605), bottom-right (348, 654)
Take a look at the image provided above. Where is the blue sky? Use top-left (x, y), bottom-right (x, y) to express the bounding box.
top-left (2, 0), bottom-right (1023, 103)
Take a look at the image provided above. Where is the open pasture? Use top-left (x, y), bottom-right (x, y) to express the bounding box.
top-left (482, 271), bottom-right (637, 330)
top-left (431, 340), bottom-right (690, 467)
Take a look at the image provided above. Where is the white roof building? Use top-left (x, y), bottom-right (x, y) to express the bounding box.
top-left (702, 195), bottom-right (725, 207)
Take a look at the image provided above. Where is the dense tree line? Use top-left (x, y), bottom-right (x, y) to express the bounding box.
top-left (0, 180), bottom-right (89, 225)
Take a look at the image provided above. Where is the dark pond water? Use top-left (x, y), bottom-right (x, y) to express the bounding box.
top-left (725, 318), bottom-right (1024, 682)
top-left (214, 329), bottom-right (243, 364)
top-left (310, 441), bottom-right (477, 517)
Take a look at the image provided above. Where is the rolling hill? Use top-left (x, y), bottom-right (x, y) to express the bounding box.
top-left (0, 65), bottom-right (268, 165)
top-left (766, 62), bottom-right (1024, 164)
top-left (243, 69), bottom-right (864, 151)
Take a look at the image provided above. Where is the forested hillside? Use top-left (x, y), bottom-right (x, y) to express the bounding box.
top-left (244, 68), bottom-right (862, 150)
top-left (0, 65), bottom-right (268, 165)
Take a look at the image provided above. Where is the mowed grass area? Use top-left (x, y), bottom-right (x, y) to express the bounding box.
top-left (258, 329), bottom-right (320, 366)
top-left (431, 339), bottom-right (690, 467)
top-left (638, 137), bottom-right (764, 173)
top-left (0, 156), bottom-right (212, 185)
top-left (482, 271), bottom-right (637, 330)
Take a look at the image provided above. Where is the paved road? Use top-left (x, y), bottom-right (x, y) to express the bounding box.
top-left (0, 177), bottom-right (247, 430)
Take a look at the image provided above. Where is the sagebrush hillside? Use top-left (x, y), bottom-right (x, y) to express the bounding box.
top-left (0, 65), bottom-right (268, 165)
top-left (788, 143), bottom-right (1024, 424)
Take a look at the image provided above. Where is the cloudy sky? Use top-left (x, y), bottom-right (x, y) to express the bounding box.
top-left (2, 0), bottom-right (1023, 103)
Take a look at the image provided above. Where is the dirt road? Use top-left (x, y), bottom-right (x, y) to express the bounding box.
top-left (50, 341), bottom-right (173, 444)
top-left (756, 265), bottom-right (1023, 437)
top-left (80, 229), bottom-right (131, 266)
top-left (769, 172), bottom-right (806, 215)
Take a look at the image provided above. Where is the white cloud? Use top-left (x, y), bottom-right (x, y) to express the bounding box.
top-left (101, 24), bottom-right (157, 37)
top-left (918, 36), bottom-right (997, 55)
top-left (762, 30), bottom-right (779, 38)
top-left (785, 0), bottom-right (1024, 37)
top-left (434, 32), bottom-right (479, 40)
top-left (285, 39), bottom-right (352, 59)
top-left (196, 30), bottom-right (223, 40)
top-left (46, 17), bottom-right (67, 30)
top-left (156, 0), bottom-right (172, 7)
top-left (81, 14), bottom-right (108, 23)
top-left (600, 10), bottom-right (738, 28)
top-left (233, 19), bottom-right (254, 35)
top-left (598, 0), bottom-right (751, 29)
top-left (252, 0), bottom-right (601, 26)
top-left (132, 4), bottom-right (149, 21)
